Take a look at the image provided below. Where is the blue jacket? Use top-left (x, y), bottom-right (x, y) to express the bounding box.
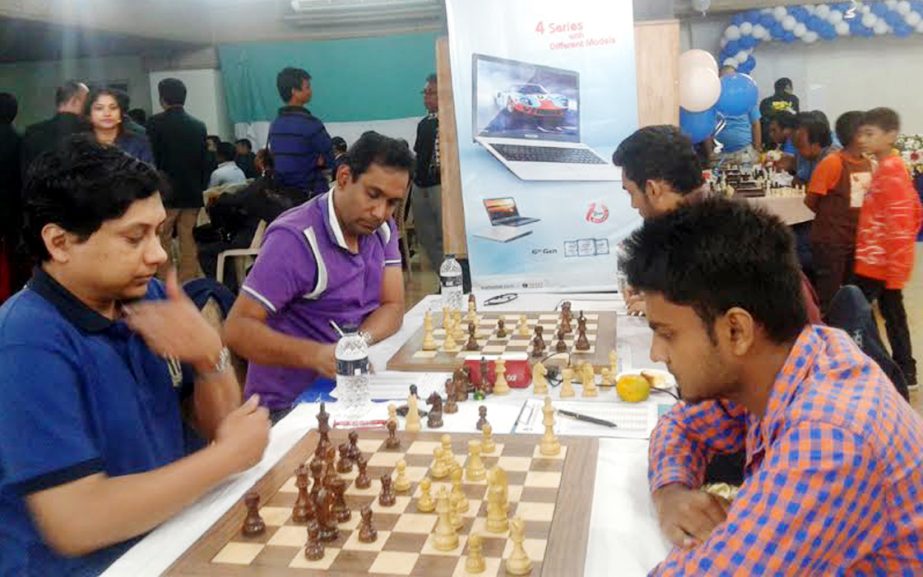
top-left (116, 132), bottom-right (154, 165)
top-left (267, 106), bottom-right (334, 194)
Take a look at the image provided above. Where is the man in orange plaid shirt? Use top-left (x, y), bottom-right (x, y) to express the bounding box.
top-left (619, 198), bottom-right (923, 575)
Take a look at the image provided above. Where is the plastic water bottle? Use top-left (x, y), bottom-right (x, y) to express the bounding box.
top-left (335, 332), bottom-right (371, 419)
top-left (439, 254), bottom-right (464, 310)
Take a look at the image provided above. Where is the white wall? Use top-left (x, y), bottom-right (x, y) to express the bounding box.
top-left (148, 69), bottom-right (233, 140)
top-left (684, 17), bottom-right (923, 135)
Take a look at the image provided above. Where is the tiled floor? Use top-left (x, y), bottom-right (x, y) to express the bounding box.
top-left (400, 245), bottom-right (923, 416)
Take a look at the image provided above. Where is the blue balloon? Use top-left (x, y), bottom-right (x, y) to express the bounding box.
top-left (731, 14), bottom-right (745, 26)
top-left (896, 25), bottom-right (912, 38)
top-left (771, 24), bottom-right (784, 38)
top-left (871, 3), bottom-right (889, 16)
top-left (790, 6), bottom-right (808, 19)
top-left (680, 108), bottom-right (718, 144)
top-left (715, 73), bottom-right (758, 116)
top-left (741, 36), bottom-right (758, 49)
top-left (784, 31), bottom-right (797, 43)
top-left (760, 14), bottom-right (776, 28)
top-left (725, 40), bottom-right (741, 54)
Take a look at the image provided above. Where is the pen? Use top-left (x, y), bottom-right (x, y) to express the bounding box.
top-left (556, 409), bottom-right (619, 428)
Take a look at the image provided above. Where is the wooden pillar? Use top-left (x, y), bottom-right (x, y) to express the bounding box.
top-left (436, 36), bottom-right (467, 258)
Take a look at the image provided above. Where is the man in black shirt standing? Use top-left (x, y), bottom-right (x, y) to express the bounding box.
top-left (20, 80), bottom-right (89, 173)
top-left (411, 73), bottom-right (443, 272)
top-left (759, 77), bottom-right (800, 151)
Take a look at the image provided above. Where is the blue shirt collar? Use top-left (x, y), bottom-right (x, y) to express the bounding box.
top-left (28, 267), bottom-right (114, 334)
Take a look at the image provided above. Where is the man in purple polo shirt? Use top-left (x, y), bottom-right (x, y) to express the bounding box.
top-left (225, 132), bottom-right (411, 420)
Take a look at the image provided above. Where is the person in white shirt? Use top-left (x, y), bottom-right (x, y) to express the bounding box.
top-left (209, 141), bottom-right (247, 188)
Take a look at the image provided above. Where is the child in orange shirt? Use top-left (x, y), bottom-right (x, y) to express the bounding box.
top-left (855, 108), bottom-right (923, 387)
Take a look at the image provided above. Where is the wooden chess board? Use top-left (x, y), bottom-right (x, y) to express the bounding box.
top-left (387, 311), bottom-right (617, 373)
top-left (165, 430), bottom-right (597, 577)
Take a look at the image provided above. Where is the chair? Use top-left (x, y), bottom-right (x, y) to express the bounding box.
top-left (216, 220), bottom-right (268, 285)
top-left (395, 191), bottom-right (417, 279)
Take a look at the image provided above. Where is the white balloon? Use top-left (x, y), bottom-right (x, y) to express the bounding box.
top-left (679, 49), bottom-right (719, 75)
top-left (874, 20), bottom-right (890, 34)
top-left (679, 67), bottom-right (722, 112)
top-left (815, 4), bottom-right (831, 18)
top-left (735, 50), bottom-right (749, 64)
top-left (725, 25), bottom-right (741, 40)
top-left (917, 21), bottom-right (923, 32)
top-left (782, 15), bottom-right (797, 30)
top-left (773, 6), bottom-right (788, 20)
top-left (794, 23), bottom-right (807, 37)
top-left (907, 12), bottom-right (922, 26)
top-left (836, 21), bottom-right (851, 35)
top-left (898, 1), bottom-right (912, 15)
top-left (752, 24), bottom-right (768, 39)
top-left (861, 4), bottom-right (871, 14)
top-left (691, 0), bottom-right (711, 13)
top-left (862, 13), bottom-right (878, 28)
top-left (803, 31), bottom-right (819, 43)
top-left (828, 10), bottom-right (843, 24)
top-left (806, 5), bottom-right (816, 14)
top-left (740, 22), bottom-right (753, 35)
top-left (723, 57), bottom-right (738, 67)
top-left (885, 0), bottom-right (898, 8)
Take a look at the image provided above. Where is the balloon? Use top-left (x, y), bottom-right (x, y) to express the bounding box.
top-left (691, 0), bottom-right (711, 13)
top-left (715, 73), bottom-right (758, 116)
top-left (815, 4), bottom-right (831, 18)
top-left (722, 57), bottom-right (738, 67)
top-left (917, 20), bottom-right (923, 32)
top-left (782, 15), bottom-right (797, 30)
top-left (740, 36), bottom-right (758, 49)
top-left (760, 14), bottom-right (776, 28)
top-left (803, 31), bottom-right (819, 43)
top-left (862, 13), bottom-right (878, 27)
top-left (874, 20), bottom-right (890, 34)
top-left (752, 24), bottom-right (768, 39)
top-left (731, 14), bottom-right (745, 26)
top-left (735, 50), bottom-right (749, 64)
top-left (872, 3), bottom-right (889, 16)
top-left (725, 40), bottom-right (741, 54)
top-left (907, 12), bottom-right (922, 26)
top-left (725, 25), bottom-right (741, 40)
top-left (885, 0), bottom-right (900, 8)
top-left (740, 22), bottom-right (753, 35)
top-left (679, 49), bottom-right (719, 76)
top-left (679, 107), bottom-right (718, 144)
top-left (794, 22), bottom-right (807, 36)
top-left (898, 0), bottom-right (912, 14)
top-left (829, 10), bottom-right (843, 24)
top-left (773, 6), bottom-right (788, 20)
top-left (895, 24), bottom-right (913, 36)
top-left (679, 67), bottom-right (721, 112)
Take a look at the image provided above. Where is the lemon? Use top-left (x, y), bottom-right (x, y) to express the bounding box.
top-left (616, 374), bottom-right (651, 403)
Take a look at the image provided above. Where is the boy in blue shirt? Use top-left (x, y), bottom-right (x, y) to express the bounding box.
top-left (716, 66), bottom-right (762, 165)
top-left (0, 136), bottom-right (270, 576)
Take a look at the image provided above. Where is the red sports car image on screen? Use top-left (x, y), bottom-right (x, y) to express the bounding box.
top-left (495, 84), bottom-right (569, 117)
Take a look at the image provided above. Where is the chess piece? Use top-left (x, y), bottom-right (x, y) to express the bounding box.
top-left (488, 466), bottom-right (509, 515)
top-left (466, 533), bottom-right (487, 573)
top-left (315, 402), bottom-right (331, 458)
top-left (304, 522), bottom-right (325, 561)
top-left (426, 392), bottom-right (444, 429)
top-left (453, 367), bottom-right (470, 402)
top-left (388, 402), bottom-right (398, 422)
top-left (560, 366), bottom-right (576, 398)
top-left (309, 458), bottom-right (324, 501)
top-left (394, 459), bottom-right (411, 492)
top-left (433, 487), bottom-right (459, 551)
top-left (385, 419), bottom-right (401, 449)
top-left (422, 311), bottom-right (437, 351)
top-left (465, 440), bottom-right (486, 482)
top-left (560, 309), bottom-right (572, 334)
top-left (477, 357), bottom-right (490, 400)
top-left (417, 477), bottom-right (436, 512)
top-left (467, 295), bottom-right (477, 324)
top-left (531, 325), bottom-right (546, 358)
top-left (581, 363), bottom-right (598, 398)
top-left (337, 443), bottom-right (353, 473)
top-left (575, 319), bottom-right (590, 352)
top-left (493, 358), bottom-right (510, 395)
top-left (323, 445), bottom-right (338, 488)
top-left (540, 396), bottom-right (561, 456)
top-left (600, 367), bottom-right (614, 387)
top-left (431, 447), bottom-right (449, 479)
top-left (476, 405), bottom-right (489, 431)
top-left (609, 349), bottom-right (619, 377)
top-left (444, 379), bottom-right (459, 414)
top-left (354, 455), bottom-right (371, 489)
top-left (405, 393), bottom-right (422, 432)
top-left (532, 361), bottom-right (549, 395)
top-left (357, 505), bottom-right (378, 543)
top-left (517, 314), bottom-right (530, 337)
top-left (449, 489), bottom-right (464, 530)
top-left (379, 474), bottom-right (396, 507)
top-left (555, 328), bottom-right (567, 353)
top-left (443, 319), bottom-right (459, 352)
top-left (347, 430), bottom-right (361, 462)
top-left (449, 465), bottom-right (468, 509)
top-left (440, 433), bottom-right (454, 465)
top-left (242, 491), bottom-right (266, 536)
top-left (481, 423), bottom-right (496, 454)
top-left (453, 310), bottom-right (465, 340)
top-left (441, 306), bottom-right (450, 329)
top-left (329, 477), bottom-right (351, 523)
top-left (292, 464), bottom-right (315, 523)
top-left (496, 318), bottom-right (507, 338)
top-left (485, 482), bottom-right (508, 533)
top-left (314, 487), bottom-right (339, 542)
top-left (505, 517), bottom-right (533, 575)
top-left (465, 322), bottom-right (479, 351)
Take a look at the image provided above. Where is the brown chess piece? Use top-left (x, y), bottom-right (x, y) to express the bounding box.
top-left (323, 445), bottom-right (338, 487)
top-left (575, 320), bottom-right (590, 352)
top-left (531, 325), bottom-right (546, 358)
top-left (465, 322), bottom-right (479, 351)
top-left (555, 328), bottom-right (567, 353)
top-left (304, 522), bottom-right (325, 561)
top-left (444, 379), bottom-right (459, 414)
top-left (479, 357), bottom-right (490, 390)
top-left (496, 318), bottom-right (507, 338)
top-left (379, 474), bottom-right (396, 507)
top-left (292, 464), bottom-right (315, 523)
top-left (358, 505), bottom-right (378, 543)
top-left (560, 309), bottom-right (573, 334)
top-left (329, 478), bottom-right (351, 523)
top-left (455, 367), bottom-right (471, 401)
top-left (309, 458), bottom-right (324, 501)
top-left (476, 405), bottom-right (489, 431)
top-left (355, 455), bottom-right (371, 489)
top-left (242, 491), bottom-right (266, 537)
top-left (315, 403), bottom-right (331, 458)
top-left (336, 443), bottom-right (353, 473)
top-left (427, 392), bottom-right (444, 429)
top-left (347, 430), bottom-right (361, 462)
top-left (314, 488), bottom-right (339, 542)
top-left (384, 419), bottom-right (401, 449)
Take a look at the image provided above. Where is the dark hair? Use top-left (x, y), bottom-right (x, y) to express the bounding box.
top-left (22, 135), bottom-right (165, 261)
top-left (84, 87), bottom-right (127, 135)
top-left (612, 125), bottom-right (704, 195)
top-left (619, 198), bottom-right (807, 344)
top-left (276, 67), bottom-right (311, 103)
top-left (113, 89), bottom-right (130, 111)
top-left (331, 136), bottom-right (348, 154)
top-left (835, 111), bottom-right (865, 147)
top-left (127, 108), bottom-right (147, 126)
top-left (862, 107), bottom-right (900, 133)
top-left (774, 77), bottom-right (793, 93)
top-left (235, 138), bottom-right (252, 151)
top-left (216, 141), bottom-right (236, 163)
top-left (55, 80), bottom-right (86, 107)
top-left (206, 135), bottom-right (221, 148)
top-left (426, 73), bottom-right (437, 85)
top-left (770, 111), bottom-right (798, 131)
top-left (158, 78), bottom-right (187, 106)
top-left (0, 92), bottom-right (17, 124)
top-left (796, 111), bottom-right (832, 148)
top-left (342, 131), bottom-right (414, 182)
top-left (256, 148), bottom-right (274, 174)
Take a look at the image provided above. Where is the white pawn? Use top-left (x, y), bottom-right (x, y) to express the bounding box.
top-left (540, 396), bottom-right (561, 457)
top-left (417, 477), bottom-right (435, 512)
top-left (465, 440), bottom-right (486, 482)
top-left (481, 423), bottom-right (496, 454)
top-left (517, 314), bottom-right (530, 337)
top-left (532, 361), bottom-right (549, 395)
top-left (608, 350), bottom-right (618, 376)
top-left (493, 358), bottom-right (510, 395)
top-left (505, 516), bottom-right (533, 575)
top-left (394, 459), bottom-right (411, 492)
top-left (442, 320), bottom-right (459, 352)
top-left (581, 363), bottom-right (598, 398)
top-left (405, 394), bottom-right (421, 432)
top-left (431, 447), bottom-right (448, 479)
top-left (560, 367), bottom-right (576, 398)
top-left (466, 533), bottom-right (487, 573)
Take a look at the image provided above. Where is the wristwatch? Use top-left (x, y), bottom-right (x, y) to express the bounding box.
top-left (359, 331), bottom-right (375, 347)
top-left (201, 347), bottom-right (231, 378)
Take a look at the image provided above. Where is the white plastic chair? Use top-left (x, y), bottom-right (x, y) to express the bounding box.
top-left (216, 220), bottom-right (268, 285)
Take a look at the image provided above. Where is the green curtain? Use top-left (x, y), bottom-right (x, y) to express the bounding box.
top-left (218, 32), bottom-right (439, 125)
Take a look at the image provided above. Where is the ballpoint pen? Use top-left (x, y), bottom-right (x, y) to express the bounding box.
top-left (556, 408), bottom-right (619, 428)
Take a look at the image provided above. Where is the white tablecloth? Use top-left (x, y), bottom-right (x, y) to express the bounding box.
top-left (747, 195), bottom-right (815, 225)
top-left (103, 293), bottom-right (672, 577)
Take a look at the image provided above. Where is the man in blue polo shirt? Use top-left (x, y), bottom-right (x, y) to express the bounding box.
top-left (0, 137), bottom-right (270, 576)
top-left (225, 131), bottom-right (410, 420)
top-left (716, 66), bottom-right (762, 165)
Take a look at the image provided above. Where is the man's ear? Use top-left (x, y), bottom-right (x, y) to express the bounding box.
top-left (336, 164), bottom-right (351, 188)
top-left (723, 307), bottom-right (756, 357)
top-left (42, 224), bottom-right (74, 264)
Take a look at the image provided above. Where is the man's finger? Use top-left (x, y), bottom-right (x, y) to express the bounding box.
top-left (240, 394), bottom-right (260, 412)
top-left (165, 268), bottom-right (182, 301)
top-left (664, 525), bottom-right (688, 548)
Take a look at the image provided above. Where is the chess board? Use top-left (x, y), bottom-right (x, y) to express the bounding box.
top-left (165, 430), bottom-right (597, 577)
top-left (387, 311), bottom-right (617, 373)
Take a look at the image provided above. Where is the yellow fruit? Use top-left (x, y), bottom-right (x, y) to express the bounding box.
top-left (616, 374), bottom-right (651, 403)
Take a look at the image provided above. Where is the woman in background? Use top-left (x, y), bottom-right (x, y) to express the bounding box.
top-left (85, 87), bottom-right (153, 164)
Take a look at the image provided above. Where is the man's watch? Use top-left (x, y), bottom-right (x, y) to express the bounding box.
top-left (201, 347), bottom-right (231, 378)
top-left (359, 331), bottom-right (375, 347)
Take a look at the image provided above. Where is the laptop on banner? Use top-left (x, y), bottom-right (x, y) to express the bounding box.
top-left (473, 197), bottom-right (537, 243)
top-left (471, 53), bottom-right (620, 182)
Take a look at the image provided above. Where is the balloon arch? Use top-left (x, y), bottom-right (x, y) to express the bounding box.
top-left (718, 1), bottom-right (923, 75)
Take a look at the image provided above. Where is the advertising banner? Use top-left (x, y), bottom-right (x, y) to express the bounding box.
top-left (444, 0), bottom-right (639, 291)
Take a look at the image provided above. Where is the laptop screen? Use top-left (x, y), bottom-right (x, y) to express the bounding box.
top-left (472, 54), bottom-right (580, 143)
top-left (484, 197), bottom-right (521, 223)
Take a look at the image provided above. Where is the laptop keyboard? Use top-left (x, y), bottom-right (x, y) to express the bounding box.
top-left (492, 144), bottom-right (606, 165)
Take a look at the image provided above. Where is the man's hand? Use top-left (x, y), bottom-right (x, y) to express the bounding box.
top-left (125, 269), bottom-right (222, 372)
top-left (652, 483), bottom-right (731, 548)
top-left (310, 344), bottom-right (337, 379)
top-left (214, 395), bottom-right (271, 473)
